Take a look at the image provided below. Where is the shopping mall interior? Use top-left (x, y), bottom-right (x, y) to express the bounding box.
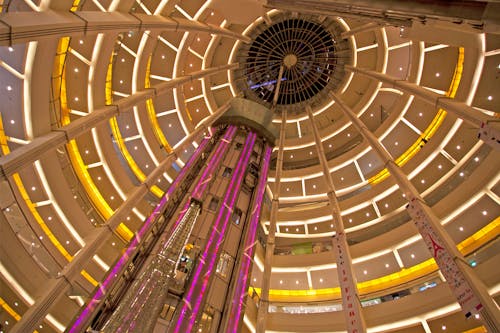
top-left (0, 0), bottom-right (499, 332)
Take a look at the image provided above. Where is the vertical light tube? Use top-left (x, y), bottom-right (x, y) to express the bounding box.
top-left (174, 131), bottom-right (257, 333)
top-left (69, 131), bottom-right (214, 332)
top-left (226, 144), bottom-right (272, 333)
top-left (105, 126), bottom-right (238, 332)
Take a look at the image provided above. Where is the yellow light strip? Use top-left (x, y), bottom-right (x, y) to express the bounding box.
top-left (70, 0), bottom-right (81, 12)
top-left (56, 37), bottom-right (133, 242)
top-left (1, 113), bottom-right (99, 287)
top-left (144, 54), bottom-right (173, 153)
top-left (251, 217), bottom-right (498, 302)
top-left (369, 47), bottom-right (465, 185)
top-left (106, 54), bottom-right (164, 198)
top-left (463, 327), bottom-right (487, 333)
top-left (0, 297), bottom-right (40, 332)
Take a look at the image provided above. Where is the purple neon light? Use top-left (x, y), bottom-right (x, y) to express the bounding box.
top-left (112, 126), bottom-right (238, 332)
top-left (227, 145), bottom-right (272, 333)
top-left (174, 131), bottom-right (257, 333)
top-left (69, 135), bottom-right (212, 332)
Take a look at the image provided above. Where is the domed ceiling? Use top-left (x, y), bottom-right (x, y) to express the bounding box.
top-left (0, 0), bottom-right (499, 332)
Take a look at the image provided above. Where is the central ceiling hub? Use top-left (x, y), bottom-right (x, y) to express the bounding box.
top-left (283, 54), bottom-right (298, 69)
top-left (233, 12), bottom-right (351, 114)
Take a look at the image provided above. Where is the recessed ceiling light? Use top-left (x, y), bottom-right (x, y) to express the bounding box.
top-left (79, 40), bottom-right (83, 44)
top-left (31, 186), bottom-right (36, 191)
top-left (482, 210), bottom-right (487, 216)
top-left (363, 270), bottom-right (367, 275)
top-left (456, 145), bottom-right (461, 150)
top-left (168, 123), bottom-right (172, 127)
top-left (309, 151), bottom-right (313, 155)
top-left (421, 179), bottom-right (425, 184)
top-left (126, 216), bottom-right (130, 220)
top-left (459, 172), bottom-right (464, 177)
top-left (347, 133), bottom-right (351, 137)
top-left (121, 58), bottom-right (125, 62)
top-left (319, 278), bottom-right (323, 283)
top-left (312, 184), bottom-right (316, 189)
top-left (314, 226), bottom-right (317, 230)
top-left (211, 11), bottom-right (214, 15)
top-left (197, 37), bottom-right (201, 42)
top-left (438, 164), bottom-right (442, 169)
top-left (8, 46), bottom-right (14, 52)
top-left (474, 156), bottom-right (479, 162)
top-left (196, 108), bottom-right (199, 112)
top-left (348, 218), bottom-right (352, 223)
top-left (399, 66), bottom-right (403, 71)
top-left (368, 163), bottom-right (372, 167)
top-left (328, 144), bottom-right (332, 148)
top-left (286, 188), bottom-right (289, 191)
top-left (487, 95), bottom-right (492, 101)
top-left (161, 55), bottom-right (165, 59)
top-left (290, 154), bottom-right (294, 158)
top-left (285, 228), bottom-right (289, 232)
top-left (6, 85), bottom-right (12, 91)
top-left (112, 242), bottom-right (115, 246)
top-left (442, 325), bottom-right (446, 330)
top-left (459, 226), bottom-right (464, 231)
top-left (48, 216), bottom-right (52, 221)
top-left (110, 196), bottom-right (115, 200)
top-left (330, 224), bottom-right (333, 228)
top-left (10, 120), bottom-right (15, 124)
top-left (14, 302), bottom-right (18, 306)
top-left (189, 63), bottom-right (193, 67)
top-left (384, 203), bottom-right (389, 208)
top-left (119, 80), bottom-right (123, 84)
top-left (295, 228), bottom-right (299, 232)
top-left (369, 113), bottom-right (373, 117)
top-left (340, 177), bottom-right (344, 181)
top-left (279, 280), bottom-right (283, 284)
top-left (419, 112), bottom-right (423, 117)
top-left (66, 240), bottom-right (70, 244)
top-left (411, 253), bottom-right (415, 258)
top-left (74, 68), bottom-right (79, 73)
top-left (365, 212), bottom-right (370, 217)
top-left (97, 176), bottom-right (101, 181)
top-left (295, 280), bottom-right (299, 284)
top-left (74, 97), bottom-right (79, 101)
top-left (385, 263), bottom-right (389, 268)
top-left (435, 72), bottom-right (440, 77)
top-left (253, 278), bottom-right (257, 282)
top-left (190, 86), bottom-right (194, 91)
top-left (394, 141), bottom-right (398, 146)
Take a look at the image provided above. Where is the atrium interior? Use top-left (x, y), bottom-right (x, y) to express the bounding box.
top-left (0, 0), bottom-right (499, 332)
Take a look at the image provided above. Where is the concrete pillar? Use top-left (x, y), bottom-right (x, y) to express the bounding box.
top-left (306, 105), bottom-right (367, 333)
top-left (256, 110), bottom-right (286, 333)
top-left (330, 92), bottom-right (500, 332)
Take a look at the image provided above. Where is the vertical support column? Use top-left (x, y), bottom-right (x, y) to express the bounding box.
top-left (330, 92), bottom-right (500, 331)
top-left (224, 144), bottom-right (273, 333)
top-left (173, 131), bottom-right (257, 333)
top-left (100, 126), bottom-right (238, 333)
top-left (306, 105), bottom-right (367, 333)
top-left (256, 111), bottom-right (286, 333)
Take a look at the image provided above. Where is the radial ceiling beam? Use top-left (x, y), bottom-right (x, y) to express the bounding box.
top-left (0, 11), bottom-right (251, 46)
top-left (0, 63), bottom-right (238, 179)
top-left (346, 65), bottom-right (500, 151)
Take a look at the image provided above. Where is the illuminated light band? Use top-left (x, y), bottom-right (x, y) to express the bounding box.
top-left (369, 47), bottom-right (464, 185)
top-left (56, 37), bottom-right (133, 241)
top-left (227, 144), bottom-right (272, 333)
top-left (250, 216), bottom-right (499, 302)
top-left (114, 125), bottom-right (237, 332)
top-left (145, 54), bottom-right (173, 154)
top-left (106, 54), bottom-right (165, 198)
top-left (68, 131), bottom-right (213, 332)
top-left (0, 111), bottom-right (99, 287)
top-left (174, 131), bottom-right (257, 333)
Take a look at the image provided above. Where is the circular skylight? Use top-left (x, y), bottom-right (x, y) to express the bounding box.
top-left (234, 13), bottom-right (351, 114)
